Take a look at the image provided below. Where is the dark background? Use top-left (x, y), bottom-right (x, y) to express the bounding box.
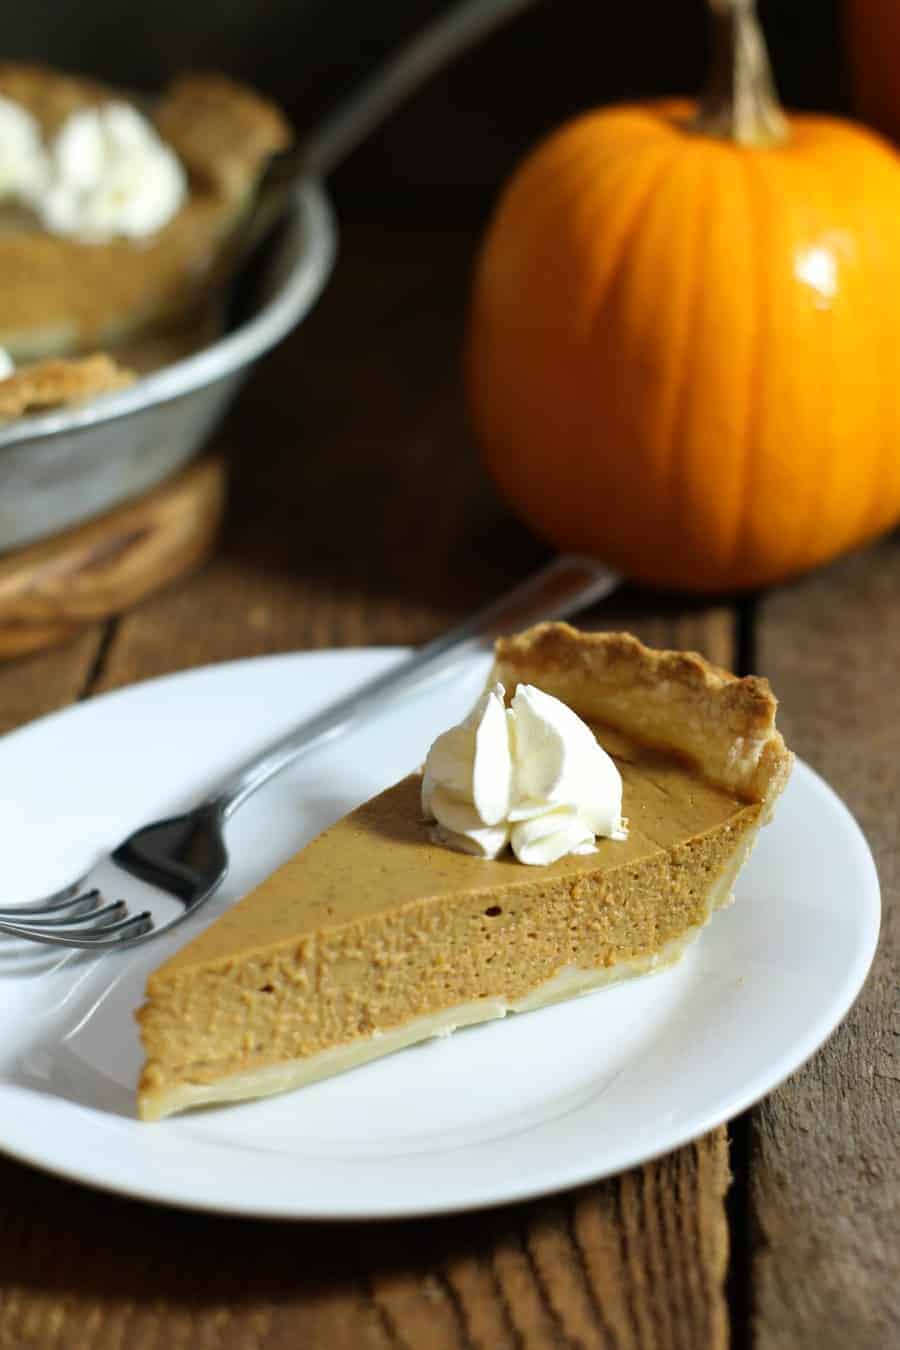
top-left (0, 0), bottom-right (845, 216)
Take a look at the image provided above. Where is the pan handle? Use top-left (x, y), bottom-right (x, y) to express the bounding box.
top-left (296, 0), bottom-right (539, 179)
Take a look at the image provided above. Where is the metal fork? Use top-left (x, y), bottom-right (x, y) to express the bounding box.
top-left (0, 556), bottom-right (619, 950)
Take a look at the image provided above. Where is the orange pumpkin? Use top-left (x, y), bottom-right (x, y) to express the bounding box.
top-left (467, 0), bottom-right (900, 592)
top-left (846, 0), bottom-right (900, 142)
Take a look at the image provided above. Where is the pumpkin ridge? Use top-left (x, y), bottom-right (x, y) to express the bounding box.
top-left (569, 103), bottom-right (688, 151)
top-left (809, 149), bottom-right (877, 560)
top-left (508, 111), bottom-right (672, 223)
top-left (491, 132), bottom-right (656, 329)
top-left (501, 147), bottom-right (674, 548)
top-left (743, 147), bottom-right (841, 582)
top-left (579, 146), bottom-right (677, 342)
top-left (731, 148), bottom-right (768, 581)
top-left (667, 149), bottom-right (714, 581)
top-left (546, 142), bottom-right (681, 552)
top-left (484, 127), bottom-right (622, 279)
top-left (835, 152), bottom-right (900, 548)
top-left (812, 151), bottom-right (859, 564)
top-left (579, 148), bottom-right (682, 557)
top-left (580, 144), bottom-right (678, 347)
top-left (864, 250), bottom-right (900, 543)
top-left (788, 148), bottom-right (863, 572)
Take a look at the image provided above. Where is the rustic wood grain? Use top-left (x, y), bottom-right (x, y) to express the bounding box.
top-left (0, 225), bottom-right (739, 1350)
top-left (0, 454), bottom-right (225, 660)
top-left (751, 537), bottom-right (900, 1349)
top-left (0, 629), bottom-right (102, 734)
top-left (0, 1128), bottom-right (730, 1350)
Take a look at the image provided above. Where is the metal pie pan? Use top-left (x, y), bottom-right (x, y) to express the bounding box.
top-left (0, 180), bottom-right (337, 553)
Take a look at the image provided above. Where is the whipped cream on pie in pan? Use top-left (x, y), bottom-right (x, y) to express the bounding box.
top-left (0, 93), bottom-right (187, 243)
top-left (39, 102), bottom-right (187, 242)
top-left (0, 94), bottom-right (48, 207)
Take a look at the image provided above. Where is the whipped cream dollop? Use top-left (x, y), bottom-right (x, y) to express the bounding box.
top-left (0, 348), bottom-right (14, 380)
top-left (422, 683), bottom-right (627, 866)
top-left (38, 102), bottom-right (187, 241)
top-left (0, 96), bottom-right (50, 205)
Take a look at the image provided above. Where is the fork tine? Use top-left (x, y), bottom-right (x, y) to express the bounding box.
top-left (0, 888), bottom-right (102, 921)
top-left (0, 908), bottom-right (153, 947)
top-left (0, 880), bottom-right (88, 916)
top-left (6, 898), bottom-right (127, 929)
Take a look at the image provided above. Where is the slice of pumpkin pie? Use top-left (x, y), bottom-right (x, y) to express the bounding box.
top-left (136, 623), bottom-right (792, 1121)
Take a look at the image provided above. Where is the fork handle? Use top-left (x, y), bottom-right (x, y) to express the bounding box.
top-left (209, 555), bottom-right (620, 820)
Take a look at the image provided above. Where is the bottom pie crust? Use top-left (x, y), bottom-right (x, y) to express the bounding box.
top-left (139, 838), bottom-right (749, 1122)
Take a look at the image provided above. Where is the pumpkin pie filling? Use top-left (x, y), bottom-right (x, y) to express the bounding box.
top-left (137, 625), bottom-right (791, 1121)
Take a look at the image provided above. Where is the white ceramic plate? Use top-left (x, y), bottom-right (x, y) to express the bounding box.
top-left (0, 648), bottom-right (880, 1220)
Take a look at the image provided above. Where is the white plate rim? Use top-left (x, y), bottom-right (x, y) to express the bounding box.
top-left (0, 647), bottom-right (882, 1220)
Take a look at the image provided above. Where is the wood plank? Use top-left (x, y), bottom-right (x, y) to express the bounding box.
top-left (0, 628), bottom-right (102, 734)
top-left (0, 1127), bottom-right (730, 1350)
top-left (752, 538), bottom-right (900, 1348)
top-left (0, 454), bottom-right (224, 661)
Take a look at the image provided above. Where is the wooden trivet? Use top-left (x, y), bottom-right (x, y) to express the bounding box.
top-left (0, 454), bottom-right (226, 660)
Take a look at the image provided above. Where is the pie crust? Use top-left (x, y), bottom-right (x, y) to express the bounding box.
top-left (490, 623), bottom-right (792, 808)
top-left (0, 353), bottom-right (135, 421)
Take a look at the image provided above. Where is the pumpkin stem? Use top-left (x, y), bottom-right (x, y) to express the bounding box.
top-left (691, 0), bottom-right (788, 147)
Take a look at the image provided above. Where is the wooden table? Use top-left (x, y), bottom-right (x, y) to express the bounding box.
top-left (0, 224), bottom-right (896, 1350)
